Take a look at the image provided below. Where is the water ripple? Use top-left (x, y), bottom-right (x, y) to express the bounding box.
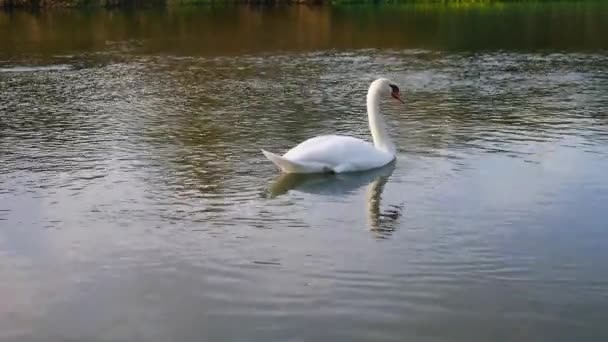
top-left (1, 48), bottom-right (608, 342)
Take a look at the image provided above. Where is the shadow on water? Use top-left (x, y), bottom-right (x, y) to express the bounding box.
top-left (267, 161), bottom-right (403, 238)
top-left (364, 165), bottom-right (403, 239)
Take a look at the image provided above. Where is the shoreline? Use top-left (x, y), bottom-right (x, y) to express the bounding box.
top-left (0, 0), bottom-right (590, 10)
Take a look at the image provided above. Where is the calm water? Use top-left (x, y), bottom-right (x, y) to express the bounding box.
top-left (1, 3), bottom-right (608, 342)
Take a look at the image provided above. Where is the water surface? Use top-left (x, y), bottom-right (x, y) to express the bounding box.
top-left (1, 3), bottom-right (608, 342)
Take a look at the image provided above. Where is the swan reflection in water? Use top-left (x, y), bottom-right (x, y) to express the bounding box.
top-left (267, 161), bottom-right (403, 238)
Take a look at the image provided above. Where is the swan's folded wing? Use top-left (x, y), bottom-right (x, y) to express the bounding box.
top-left (262, 149), bottom-right (330, 173)
top-left (283, 135), bottom-right (393, 172)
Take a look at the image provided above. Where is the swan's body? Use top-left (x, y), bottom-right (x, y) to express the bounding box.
top-left (262, 135), bottom-right (393, 173)
top-left (262, 78), bottom-right (403, 174)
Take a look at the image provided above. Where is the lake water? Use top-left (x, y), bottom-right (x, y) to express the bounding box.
top-left (1, 3), bottom-right (608, 342)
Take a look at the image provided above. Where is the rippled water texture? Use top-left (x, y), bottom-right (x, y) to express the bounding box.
top-left (1, 3), bottom-right (608, 342)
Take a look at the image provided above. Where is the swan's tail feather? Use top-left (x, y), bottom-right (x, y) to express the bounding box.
top-left (261, 149), bottom-right (312, 173)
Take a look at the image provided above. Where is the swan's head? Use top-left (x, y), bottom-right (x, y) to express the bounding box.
top-left (371, 78), bottom-right (404, 104)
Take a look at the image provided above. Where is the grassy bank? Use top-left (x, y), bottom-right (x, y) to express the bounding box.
top-left (0, 0), bottom-right (163, 8)
top-left (0, 0), bottom-right (588, 9)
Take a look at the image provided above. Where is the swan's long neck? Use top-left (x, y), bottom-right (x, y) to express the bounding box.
top-left (367, 85), bottom-right (395, 155)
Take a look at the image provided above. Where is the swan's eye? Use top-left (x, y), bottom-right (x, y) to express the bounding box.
top-left (389, 84), bottom-right (404, 104)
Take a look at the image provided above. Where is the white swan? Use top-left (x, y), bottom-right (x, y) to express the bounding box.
top-left (261, 78), bottom-right (404, 174)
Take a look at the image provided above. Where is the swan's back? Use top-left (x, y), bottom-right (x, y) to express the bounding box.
top-left (283, 135), bottom-right (394, 172)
